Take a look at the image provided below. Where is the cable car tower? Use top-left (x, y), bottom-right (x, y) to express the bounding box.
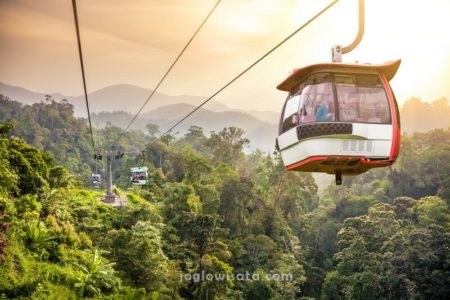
top-left (94, 149), bottom-right (126, 206)
top-left (276, 0), bottom-right (401, 185)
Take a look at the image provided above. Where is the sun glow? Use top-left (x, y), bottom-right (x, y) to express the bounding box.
top-left (286, 0), bottom-right (450, 107)
top-left (1, 0), bottom-right (449, 111)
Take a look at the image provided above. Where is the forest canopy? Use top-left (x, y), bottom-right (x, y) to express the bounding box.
top-left (0, 96), bottom-right (449, 299)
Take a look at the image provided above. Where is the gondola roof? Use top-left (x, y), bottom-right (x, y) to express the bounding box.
top-left (277, 59), bottom-right (401, 92)
top-left (131, 166), bottom-right (148, 172)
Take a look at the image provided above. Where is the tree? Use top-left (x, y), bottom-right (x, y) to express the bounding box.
top-left (74, 249), bottom-right (118, 297)
top-left (321, 204), bottom-right (400, 299)
top-left (219, 176), bottom-right (256, 236)
top-left (111, 221), bottom-right (168, 291)
top-left (413, 196), bottom-right (449, 227)
top-left (145, 123), bottom-right (159, 139)
top-left (205, 127), bottom-right (249, 167)
top-left (192, 254), bottom-right (234, 300)
top-left (48, 166), bottom-right (74, 188)
top-left (184, 148), bottom-right (212, 184)
top-left (322, 199), bottom-right (450, 300)
top-left (181, 125), bottom-right (208, 154)
top-left (0, 137), bottom-right (18, 195)
top-left (0, 121), bottom-right (15, 136)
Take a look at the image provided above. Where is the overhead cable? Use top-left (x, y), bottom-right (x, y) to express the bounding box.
top-left (115, 0), bottom-right (222, 144)
top-left (159, 0), bottom-right (339, 137)
top-left (71, 0), bottom-right (96, 152)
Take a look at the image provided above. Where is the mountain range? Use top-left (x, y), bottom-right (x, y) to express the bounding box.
top-left (0, 81), bottom-right (279, 150)
top-left (0, 82), bottom-right (231, 114)
top-left (1, 81), bottom-right (449, 150)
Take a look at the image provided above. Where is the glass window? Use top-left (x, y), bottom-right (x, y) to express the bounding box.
top-left (335, 74), bottom-right (391, 124)
top-left (279, 73), bottom-right (335, 134)
top-left (281, 94), bottom-right (301, 133)
top-left (298, 75), bottom-right (335, 124)
top-left (279, 72), bottom-right (391, 135)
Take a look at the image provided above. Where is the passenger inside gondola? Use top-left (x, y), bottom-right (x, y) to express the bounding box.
top-left (276, 59), bottom-right (401, 183)
top-left (132, 172), bottom-right (146, 181)
top-left (336, 74), bottom-right (390, 124)
top-left (300, 79), bottom-right (334, 123)
top-left (92, 174), bottom-right (101, 184)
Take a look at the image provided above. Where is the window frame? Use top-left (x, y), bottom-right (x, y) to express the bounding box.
top-left (279, 71), bottom-right (392, 135)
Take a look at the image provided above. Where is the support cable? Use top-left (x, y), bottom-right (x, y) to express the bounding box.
top-left (114, 0), bottom-right (222, 144)
top-left (71, 0), bottom-right (96, 152)
top-left (159, 0), bottom-right (339, 138)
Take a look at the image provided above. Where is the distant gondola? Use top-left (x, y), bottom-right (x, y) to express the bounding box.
top-left (91, 173), bottom-right (101, 184)
top-left (276, 60), bottom-right (401, 184)
top-left (130, 167), bottom-right (148, 185)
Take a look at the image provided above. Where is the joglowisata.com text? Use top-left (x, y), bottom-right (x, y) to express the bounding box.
top-left (180, 271), bottom-right (293, 283)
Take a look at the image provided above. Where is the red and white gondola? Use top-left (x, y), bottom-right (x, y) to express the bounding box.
top-left (276, 60), bottom-right (401, 184)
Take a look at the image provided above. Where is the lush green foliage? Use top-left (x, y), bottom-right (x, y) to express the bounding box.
top-left (0, 98), bottom-right (449, 299)
top-left (0, 95), bottom-right (148, 184)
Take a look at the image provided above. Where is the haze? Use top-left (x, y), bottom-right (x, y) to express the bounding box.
top-left (1, 0), bottom-right (449, 113)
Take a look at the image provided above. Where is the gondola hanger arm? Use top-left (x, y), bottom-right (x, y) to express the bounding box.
top-left (332, 0), bottom-right (365, 62)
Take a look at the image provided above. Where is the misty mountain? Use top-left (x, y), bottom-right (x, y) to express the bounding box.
top-left (0, 82), bottom-right (231, 116)
top-left (92, 103), bottom-right (278, 151)
top-left (0, 81), bottom-right (279, 123)
top-left (400, 97), bottom-right (450, 133)
top-left (2, 81), bottom-right (449, 151)
top-left (0, 81), bottom-right (67, 104)
top-left (68, 84), bottom-right (232, 115)
top-left (244, 110), bottom-right (279, 122)
top-left (0, 81), bottom-right (279, 150)
top-left (142, 104), bottom-right (278, 152)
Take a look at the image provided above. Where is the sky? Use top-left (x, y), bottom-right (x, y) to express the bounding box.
top-left (1, 0), bottom-right (450, 113)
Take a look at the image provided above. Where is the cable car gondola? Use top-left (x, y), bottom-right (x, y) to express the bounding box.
top-left (91, 173), bottom-right (101, 184)
top-left (276, 60), bottom-right (401, 184)
top-left (131, 167), bottom-right (148, 186)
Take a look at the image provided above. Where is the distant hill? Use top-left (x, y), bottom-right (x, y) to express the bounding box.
top-left (0, 82), bottom-right (231, 116)
top-left (69, 84), bottom-right (232, 115)
top-left (0, 81), bottom-right (279, 123)
top-left (0, 81), bottom-right (279, 150)
top-left (243, 110), bottom-right (279, 122)
top-left (92, 103), bottom-right (278, 151)
top-left (145, 103), bottom-right (278, 152)
top-left (2, 81), bottom-right (449, 150)
top-left (0, 81), bottom-right (67, 104)
top-left (400, 97), bottom-right (450, 133)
